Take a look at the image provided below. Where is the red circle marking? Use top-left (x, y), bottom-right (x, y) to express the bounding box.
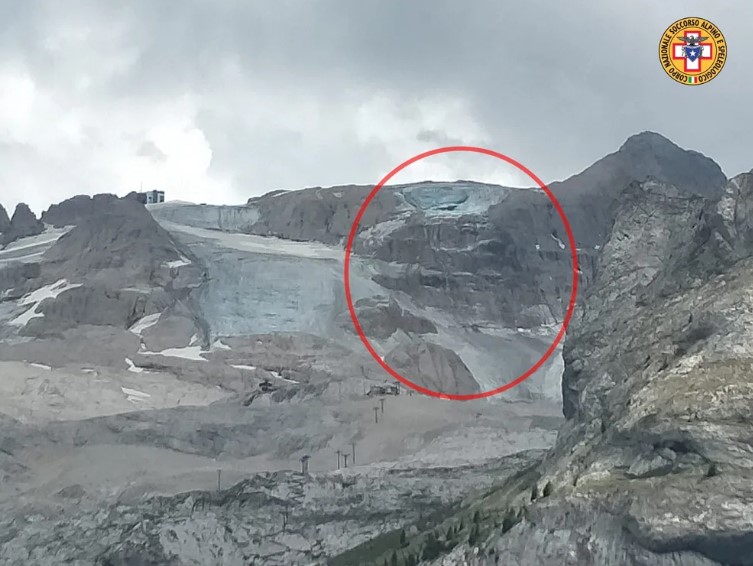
top-left (344, 146), bottom-right (579, 401)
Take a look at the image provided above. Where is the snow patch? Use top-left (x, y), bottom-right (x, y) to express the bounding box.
top-left (30, 363), bottom-right (51, 371)
top-left (232, 364), bottom-right (257, 371)
top-left (121, 387), bottom-right (151, 398)
top-left (121, 386), bottom-right (151, 403)
top-left (165, 256), bottom-right (191, 268)
top-left (360, 217), bottom-right (408, 245)
top-left (0, 226), bottom-right (71, 263)
top-left (212, 339), bottom-right (231, 350)
top-left (10, 307), bottom-right (44, 327)
top-left (1, 236), bottom-right (61, 253)
top-left (550, 234), bottom-right (566, 250)
top-left (535, 244), bottom-right (540, 251)
top-left (267, 369), bottom-right (299, 384)
top-left (141, 346), bottom-right (208, 362)
top-left (125, 358), bottom-right (144, 374)
top-left (159, 221), bottom-right (341, 260)
top-left (11, 279), bottom-right (82, 326)
top-left (129, 313), bottom-right (161, 336)
top-left (19, 279), bottom-right (81, 306)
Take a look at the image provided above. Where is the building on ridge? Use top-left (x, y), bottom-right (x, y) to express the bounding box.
top-left (135, 190), bottom-right (165, 204)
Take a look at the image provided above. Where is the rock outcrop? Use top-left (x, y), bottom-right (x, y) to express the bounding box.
top-left (0, 205), bottom-right (10, 234)
top-left (386, 339), bottom-right (480, 395)
top-left (0, 203), bottom-right (44, 246)
top-left (1, 194), bottom-right (207, 343)
top-left (41, 194), bottom-right (118, 228)
top-left (43, 195), bottom-right (186, 279)
top-left (347, 297), bottom-right (437, 339)
top-left (379, 174), bottom-right (753, 565)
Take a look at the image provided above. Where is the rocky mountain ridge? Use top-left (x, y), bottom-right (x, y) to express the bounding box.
top-left (363, 174), bottom-right (753, 565)
top-left (153, 131), bottom-right (726, 332)
top-left (0, 203), bottom-right (44, 247)
top-left (0, 131), bottom-right (742, 565)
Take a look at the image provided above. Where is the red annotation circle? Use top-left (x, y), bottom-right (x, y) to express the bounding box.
top-left (344, 146), bottom-right (579, 400)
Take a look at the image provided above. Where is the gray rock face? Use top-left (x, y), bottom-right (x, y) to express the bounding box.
top-left (0, 194), bottom-right (206, 342)
top-left (399, 174), bottom-right (753, 565)
top-left (348, 297), bottom-right (437, 339)
top-left (0, 263), bottom-right (40, 301)
top-left (560, 178), bottom-right (710, 419)
top-left (246, 185), bottom-right (402, 245)
top-left (385, 339), bottom-right (480, 395)
top-left (41, 193), bottom-right (119, 228)
top-left (0, 205), bottom-right (10, 233)
top-left (0, 203), bottom-right (44, 246)
top-left (391, 131), bottom-right (724, 328)
top-left (43, 196), bottom-right (183, 279)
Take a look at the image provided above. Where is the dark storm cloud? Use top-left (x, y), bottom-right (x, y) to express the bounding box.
top-left (0, 0), bottom-right (751, 213)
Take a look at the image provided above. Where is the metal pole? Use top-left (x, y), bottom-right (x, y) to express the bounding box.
top-left (343, 453), bottom-right (349, 468)
top-left (373, 407), bottom-right (379, 424)
top-left (351, 441), bottom-right (356, 464)
top-left (380, 398), bottom-right (385, 414)
top-left (336, 449), bottom-right (341, 469)
top-left (217, 469), bottom-right (222, 491)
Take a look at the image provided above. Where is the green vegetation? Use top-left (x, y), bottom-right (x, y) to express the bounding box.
top-left (328, 527), bottom-right (408, 566)
top-left (329, 459), bottom-right (544, 565)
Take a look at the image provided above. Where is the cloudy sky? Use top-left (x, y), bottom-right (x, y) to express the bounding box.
top-left (0, 1), bottom-right (751, 214)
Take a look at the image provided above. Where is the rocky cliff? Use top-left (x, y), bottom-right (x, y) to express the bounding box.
top-left (152, 132), bottom-right (725, 332)
top-left (0, 194), bottom-right (207, 346)
top-left (365, 174), bottom-right (753, 565)
top-left (0, 203), bottom-right (44, 246)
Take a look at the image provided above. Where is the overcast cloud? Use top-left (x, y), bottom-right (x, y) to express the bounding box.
top-left (0, 0), bottom-right (751, 214)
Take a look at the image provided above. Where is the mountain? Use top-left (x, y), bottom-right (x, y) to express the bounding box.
top-left (0, 203), bottom-right (44, 247)
top-left (147, 131), bottom-right (723, 399)
top-left (365, 174), bottom-right (753, 565)
top-left (0, 132), bottom-right (743, 565)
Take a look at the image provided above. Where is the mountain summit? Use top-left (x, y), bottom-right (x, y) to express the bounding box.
top-left (0, 132), bottom-right (748, 565)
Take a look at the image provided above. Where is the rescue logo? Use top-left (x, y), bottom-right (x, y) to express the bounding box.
top-left (659, 17), bottom-right (727, 85)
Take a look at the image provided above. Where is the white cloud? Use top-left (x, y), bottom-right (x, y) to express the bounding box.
top-left (0, 1), bottom-right (751, 216)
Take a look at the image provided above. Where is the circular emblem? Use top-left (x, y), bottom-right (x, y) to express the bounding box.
top-left (659, 17), bottom-right (727, 85)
